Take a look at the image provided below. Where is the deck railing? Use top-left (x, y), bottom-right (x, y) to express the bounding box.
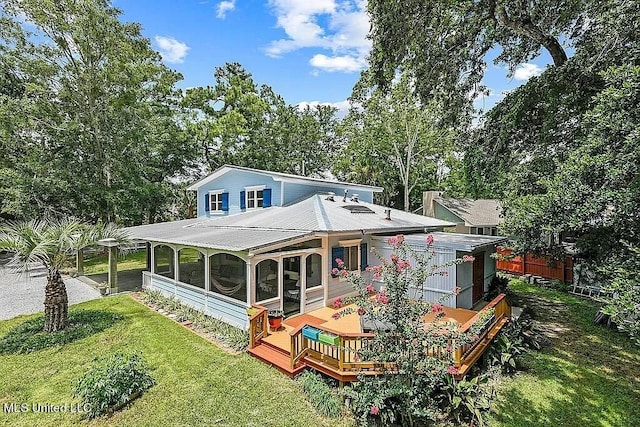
top-left (454, 293), bottom-right (511, 371)
top-left (248, 304), bottom-right (269, 349)
top-left (288, 294), bottom-right (511, 379)
top-left (290, 323), bottom-right (377, 373)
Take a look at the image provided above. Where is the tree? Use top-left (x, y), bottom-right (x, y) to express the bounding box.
top-left (366, 0), bottom-right (584, 121)
top-left (0, 0), bottom-right (196, 224)
top-left (183, 62), bottom-right (338, 177)
top-left (0, 219), bottom-right (129, 332)
top-left (335, 73), bottom-right (454, 211)
top-left (500, 65), bottom-right (640, 261)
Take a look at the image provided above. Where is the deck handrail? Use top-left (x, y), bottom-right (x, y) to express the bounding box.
top-left (454, 294), bottom-right (512, 371)
top-left (248, 304), bottom-right (269, 349)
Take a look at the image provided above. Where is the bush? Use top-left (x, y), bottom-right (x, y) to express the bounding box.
top-left (440, 374), bottom-right (495, 427)
top-left (297, 371), bottom-right (343, 418)
top-left (73, 352), bottom-right (155, 418)
top-left (486, 313), bottom-right (545, 373)
top-left (0, 310), bottom-right (123, 355)
top-left (485, 275), bottom-right (510, 301)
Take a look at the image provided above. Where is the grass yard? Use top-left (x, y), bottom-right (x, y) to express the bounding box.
top-left (0, 296), bottom-right (352, 427)
top-left (489, 279), bottom-right (640, 427)
top-left (82, 249), bottom-right (147, 275)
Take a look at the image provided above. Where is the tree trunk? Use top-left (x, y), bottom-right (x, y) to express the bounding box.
top-left (43, 269), bottom-right (69, 332)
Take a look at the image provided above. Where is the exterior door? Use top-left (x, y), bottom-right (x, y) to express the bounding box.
top-left (472, 252), bottom-right (485, 303)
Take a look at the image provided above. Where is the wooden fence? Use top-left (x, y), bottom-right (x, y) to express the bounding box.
top-left (496, 246), bottom-right (574, 283)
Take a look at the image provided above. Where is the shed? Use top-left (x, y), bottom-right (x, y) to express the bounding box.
top-left (370, 232), bottom-right (507, 309)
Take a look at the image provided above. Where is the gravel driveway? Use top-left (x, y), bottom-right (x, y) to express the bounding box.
top-left (0, 255), bottom-right (101, 321)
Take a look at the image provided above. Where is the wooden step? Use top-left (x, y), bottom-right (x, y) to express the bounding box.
top-left (248, 344), bottom-right (306, 377)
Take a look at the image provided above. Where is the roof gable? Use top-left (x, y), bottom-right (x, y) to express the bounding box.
top-left (435, 198), bottom-right (502, 227)
top-left (187, 165), bottom-right (383, 192)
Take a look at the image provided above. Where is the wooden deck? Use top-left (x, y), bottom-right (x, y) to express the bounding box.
top-left (247, 294), bottom-right (512, 382)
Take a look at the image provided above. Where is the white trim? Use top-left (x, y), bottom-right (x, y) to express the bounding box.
top-left (208, 189), bottom-right (225, 195)
top-left (256, 296), bottom-right (280, 305)
top-left (208, 191), bottom-right (225, 213)
top-left (244, 185), bottom-right (266, 191)
top-left (339, 238), bottom-right (362, 247)
top-left (186, 164), bottom-right (383, 192)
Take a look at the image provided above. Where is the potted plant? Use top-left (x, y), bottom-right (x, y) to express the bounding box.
top-left (267, 309), bottom-right (284, 330)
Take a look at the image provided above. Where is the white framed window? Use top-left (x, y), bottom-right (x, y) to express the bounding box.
top-left (209, 190), bottom-right (224, 213)
top-left (245, 185), bottom-right (265, 209)
top-left (339, 239), bottom-right (362, 272)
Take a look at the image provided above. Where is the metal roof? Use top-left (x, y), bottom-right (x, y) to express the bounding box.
top-left (125, 195), bottom-right (455, 251)
top-left (126, 219), bottom-right (312, 252)
top-left (436, 198), bottom-right (502, 227)
top-left (186, 165), bottom-right (384, 192)
top-left (402, 232), bottom-right (507, 252)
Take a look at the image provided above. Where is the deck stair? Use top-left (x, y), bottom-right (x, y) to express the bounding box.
top-left (247, 342), bottom-right (306, 377)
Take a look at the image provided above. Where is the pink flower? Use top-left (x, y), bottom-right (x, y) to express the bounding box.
top-left (332, 312), bottom-right (341, 319)
top-left (426, 234), bottom-right (434, 245)
top-left (462, 255), bottom-right (475, 262)
top-left (391, 254), bottom-right (399, 264)
top-left (412, 339), bottom-right (419, 347)
top-left (357, 307), bottom-right (367, 316)
top-left (331, 267), bottom-right (339, 275)
top-left (454, 286), bottom-right (462, 295)
top-left (446, 366), bottom-right (459, 375)
top-left (397, 260), bottom-right (411, 270)
top-left (370, 405), bottom-right (379, 415)
top-left (376, 291), bottom-right (390, 304)
top-left (386, 236), bottom-right (397, 247)
top-left (446, 345), bottom-right (452, 352)
top-left (333, 297), bottom-right (343, 308)
top-left (396, 234), bottom-right (405, 244)
top-left (354, 353), bottom-right (359, 362)
top-left (440, 271), bottom-right (449, 277)
top-left (365, 284), bottom-right (375, 293)
top-left (335, 257), bottom-right (344, 267)
top-left (432, 302), bottom-right (444, 313)
top-left (339, 269), bottom-right (349, 278)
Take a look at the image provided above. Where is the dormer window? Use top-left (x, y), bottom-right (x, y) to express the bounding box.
top-left (240, 186), bottom-right (272, 210)
top-left (205, 190), bottom-right (228, 213)
top-left (247, 189), bottom-right (263, 209)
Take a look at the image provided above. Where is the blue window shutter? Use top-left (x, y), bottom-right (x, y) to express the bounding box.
top-left (331, 246), bottom-right (344, 270)
top-left (240, 191), bottom-right (246, 210)
top-left (221, 192), bottom-right (229, 211)
top-left (263, 188), bottom-right (272, 207)
top-left (204, 193), bottom-right (210, 212)
top-left (360, 243), bottom-right (368, 271)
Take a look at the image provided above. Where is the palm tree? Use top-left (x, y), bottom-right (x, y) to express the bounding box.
top-left (0, 218), bottom-right (129, 332)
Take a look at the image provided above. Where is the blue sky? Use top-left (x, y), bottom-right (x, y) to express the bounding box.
top-left (115, 0), bottom-right (555, 115)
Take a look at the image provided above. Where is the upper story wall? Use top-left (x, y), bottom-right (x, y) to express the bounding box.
top-left (196, 168), bottom-right (376, 218)
top-left (197, 169), bottom-right (283, 217)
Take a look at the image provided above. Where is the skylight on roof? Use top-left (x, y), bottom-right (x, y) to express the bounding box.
top-left (341, 205), bottom-right (375, 214)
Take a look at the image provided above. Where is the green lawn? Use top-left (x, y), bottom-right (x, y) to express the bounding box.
top-left (0, 296), bottom-right (352, 427)
top-left (489, 280), bottom-right (640, 427)
top-left (82, 250), bottom-right (147, 275)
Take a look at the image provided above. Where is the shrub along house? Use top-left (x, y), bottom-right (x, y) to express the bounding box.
top-left (126, 165), bottom-right (506, 329)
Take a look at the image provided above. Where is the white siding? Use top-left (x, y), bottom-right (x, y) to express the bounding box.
top-left (370, 236), bottom-right (458, 307)
top-left (456, 258), bottom-right (474, 309)
top-left (147, 273), bottom-right (248, 329)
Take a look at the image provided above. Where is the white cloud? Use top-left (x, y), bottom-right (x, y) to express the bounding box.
top-left (216, 0), bottom-right (236, 19)
top-left (154, 36), bottom-right (190, 64)
top-left (266, 0), bottom-right (370, 74)
top-left (297, 100), bottom-right (351, 118)
top-left (309, 54), bottom-right (365, 72)
top-left (513, 63), bottom-right (543, 80)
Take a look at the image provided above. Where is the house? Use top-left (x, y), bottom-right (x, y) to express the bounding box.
top-left (126, 166), bottom-right (506, 330)
top-left (423, 191), bottom-right (502, 236)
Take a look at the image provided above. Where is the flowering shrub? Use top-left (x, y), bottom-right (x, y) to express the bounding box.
top-left (336, 234), bottom-right (481, 425)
